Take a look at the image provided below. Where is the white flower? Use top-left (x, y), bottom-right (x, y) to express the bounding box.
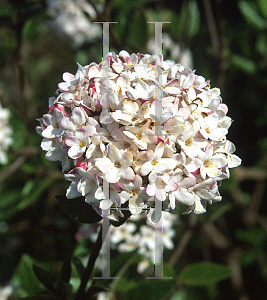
top-left (0, 103), bottom-right (12, 164)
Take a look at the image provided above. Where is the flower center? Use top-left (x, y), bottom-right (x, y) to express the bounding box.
top-left (185, 138), bottom-right (192, 147)
top-left (136, 133), bottom-right (142, 140)
top-left (204, 160), bottom-right (210, 168)
top-left (55, 122), bottom-right (60, 129)
top-left (205, 127), bottom-right (211, 134)
top-left (151, 159), bottom-right (158, 165)
top-left (130, 189), bottom-right (138, 196)
top-left (79, 141), bottom-right (86, 148)
top-left (114, 161), bottom-right (121, 168)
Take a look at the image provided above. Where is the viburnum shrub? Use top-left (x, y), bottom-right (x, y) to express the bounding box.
top-left (37, 51), bottom-right (241, 223)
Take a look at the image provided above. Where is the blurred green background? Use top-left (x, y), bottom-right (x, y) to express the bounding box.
top-left (0, 0), bottom-right (267, 299)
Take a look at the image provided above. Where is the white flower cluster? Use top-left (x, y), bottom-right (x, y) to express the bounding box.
top-left (109, 211), bottom-right (177, 273)
top-left (148, 33), bottom-right (193, 69)
top-left (37, 51), bottom-right (241, 221)
top-left (0, 103), bottom-right (12, 164)
top-left (46, 0), bottom-right (101, 47)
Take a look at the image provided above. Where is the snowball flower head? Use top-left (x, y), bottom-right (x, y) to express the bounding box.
top-left (37, 51), bottom-right (241, 222)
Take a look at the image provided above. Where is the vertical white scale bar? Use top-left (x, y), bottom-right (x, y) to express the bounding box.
top-left (93, 22), bottom-right (119, 280)
top-left (146, 21), bottom-right (172, 280)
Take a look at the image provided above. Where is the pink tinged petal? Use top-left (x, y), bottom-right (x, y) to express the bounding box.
top-left (138, 101), bottom-right (151, 118)
top-left (121, 167), bottom-right (135, 180)
top-left (179, 176), bottom-right (196, 188)
top-left (58, 82), bottom-right (70, 91)
top-left (198, 91), bottom-right (211, 107)
top-left (218, 104), bottom-right (228, 115)
top-left (187, 86), bottom-right (196, 102)
top-left (169, 193), bottom-right (176, 209)
top-left (211, 128), bottom-right (228, 140)
top-left (120, 191), bottom-right (131, 204)
top-left (154, 142), bottom-right (164, 159)
top-left (140, 161), bottom-right (153, 176)
top-left (63, 72), bottom-right (74, 81)
top-left (111, 110), bottom-right (132, 124)
top-left (165, 79), bottom-right (179, 87)
top-left (146, 183), bottom-right (156, 196)
top-left (94, 187), bottom-right (104, 200)
top-left (111, 127), bottom-right (125, 141)
top-left (165, 87), bottom-right (181, 94)
top-left (166, 181), bottom-right (178, 192)
top-left (122, 99), bottom-right (139, 116)
top-left (45, 147), bottom-right (64, 161)
top-left (108, 144), bottom-right (122, 162)
top-left (68, 144), bottom-right (86, 159)
top-left (205, 143), bottom-right (214, 159)
top-left (227, 154), bottom-right (241, 168)
top-left (72, 107), bottom-right (86, 127)
top-left (100, 199), bottom-right (113, 210)
top-left (105, 167), bottom-right (121, 183)
top-left (141, 129), bottom-right (158, 144)
top-left (184, 72), bottom-right (195, 86)
top-left (212, 154), bottom-right (228, 168)
top-left (200, 165), bottom-right (207, 179)
top-left (121, 151), bottom-right (133, 168)
top-left (61, 118), bottom-right (76, 131)
top-left (133, 174), bottom-right (142, 190)
top-left (64, 136), bottom-right (76, 147)
top-left (88, 64), bottom-right (100, 79)
top-left (193, 197), bottom-right (206, 214)
top-left (95, 157), bottom-right (113, 173)
top-left (155, 158), bottom-right (177, 173)
top-left (174, 188), bottom-right (195, 206)
top-left (41, 138), bottom-right (53, 151)
top-left (66, 182), bottom-right (81, 199)
top-left (42, 125), bottom-right (55, 138)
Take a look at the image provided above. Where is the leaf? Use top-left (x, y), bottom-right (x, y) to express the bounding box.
top-left (187, 0), bottom-right (200, 38)
top-left (72, 256), bottom-right (85, 279)
top-left (238, 1), bottom-right (266, 29)
top-left (121, 279), bottom-right (174, 300)
top-left (17, 176), bottom-right (55, 211)
top-left (55, 194), bottom-right (102, 224)
top-left (258, 0), bottom-right (267, 19)
top-left (60, 257), bottom-right (72, 283)
top-left (109, 201), bottom-right (132, 227)
top-left (17, 255), bottom-right (43, 295)
top-left (33, 265), bottom-right (58, 294)
top-left (18, 294), bottom-right (60, 300)
top-left (179, 262), bottom-right (232, 286)
top-left (128, 10), bottom-right (148, 50)
top-left (231, 54), bottom-right (257, 74)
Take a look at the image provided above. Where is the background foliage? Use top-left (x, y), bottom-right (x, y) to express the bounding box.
top-left (0, 0), bottom-right (267, 299)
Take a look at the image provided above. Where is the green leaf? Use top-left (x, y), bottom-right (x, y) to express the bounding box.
top-left (231, 54), bottom-right (257, 74)
top-left (187, 0), bottom-right (201, 38)
top-left (258, 0), bottom-right (267, 19)
top-left (18, 294), bottom-right (60, 300)
top-left (17, 255), bottom-right (43, 295)
top-left (121, 279), bottom-right (174, 300)
top-left (235, 225), bottom-right (266, 246)
top-left (60, 257), bottom-right (72, 283)
top-left (55, 194), bottom-right (102, 224)
top-left (238, 1), bottom-right (266, 29)
top-left (179, 262), bottom-right (232, 286)
top-left (128, 10), bottom-right (148, 50)
top-left (33, 265), bottom-right (58, 294)
top-left (72, 256), bottom-right (85, 279)
top-left (17, 176), bottom-right (55, 211)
